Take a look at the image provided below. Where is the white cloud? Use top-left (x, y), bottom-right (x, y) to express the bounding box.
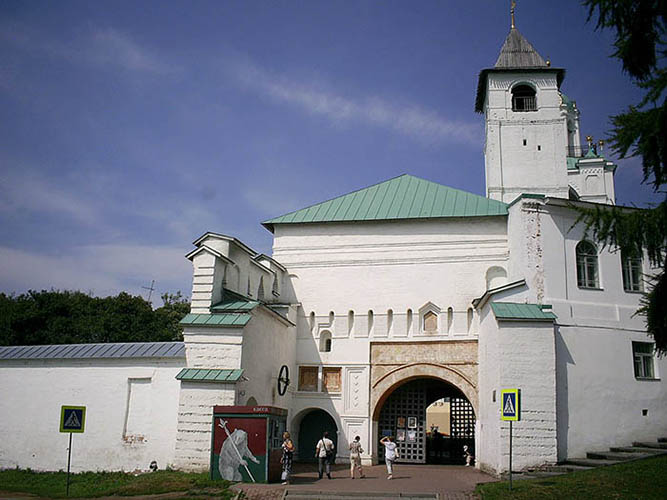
top-left (81, 28), bottom-right (176, 74)
top-left (0, 169), bottom-right (99, 225)
top-left (0, 22), bottom-right (176, 75)
top-left (230, 60), bottom-right (479, 145)
top-left (0, 244), bottom-right (192, 298)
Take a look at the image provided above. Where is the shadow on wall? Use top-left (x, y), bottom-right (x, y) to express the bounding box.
top-left (555, 327), bottom-right (575, 461)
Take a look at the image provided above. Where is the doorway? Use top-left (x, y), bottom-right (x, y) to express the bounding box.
top-left (378, 378), bottom-right (475, 464)
top-left (297, 409), bottom-right (338, 462)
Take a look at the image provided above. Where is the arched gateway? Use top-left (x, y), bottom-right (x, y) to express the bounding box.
top-left (370, 341), bottom-right (478, 464)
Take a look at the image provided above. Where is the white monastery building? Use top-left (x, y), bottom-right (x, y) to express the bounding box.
top-left (1, 26), bottom-right (665, 476)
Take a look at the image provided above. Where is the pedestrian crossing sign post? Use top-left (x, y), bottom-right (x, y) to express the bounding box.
top-left (501, 389), bottom-right (520, 421)
top-left (500, 389), bottom-right (520, 491)
top-left (60, 405), bottom-right (86, 496)
top-left (60, 406), bottom-right (86, 433)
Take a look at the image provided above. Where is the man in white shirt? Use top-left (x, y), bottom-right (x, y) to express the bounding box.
top-left (315, 431), bottom-right (335, 479)
top-left (380, 435), bottom-right (398, 479)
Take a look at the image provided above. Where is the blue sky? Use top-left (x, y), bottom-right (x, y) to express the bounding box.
top-left (0, 0), bottom-right (661, 302)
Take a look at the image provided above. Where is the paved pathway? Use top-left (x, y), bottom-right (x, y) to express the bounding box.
top-left (233, 463), bottom-right (497, 500)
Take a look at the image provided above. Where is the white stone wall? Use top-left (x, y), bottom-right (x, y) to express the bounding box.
top-left (477, 308), bottom-right (558, 473)
top-left (173, 382), bottom-right (236, 470)
top-left (484, 72), bottom-right (569, 202)
top-left (556, 327), bottom-right (667, 458)
top-left (504, 197), bottom-right (667, 462)
top-left (0, 358), bottom-right (183, 472)
top-left (273, 217), bottom-right (509, 462)
top-left (239, 307), bottom-right (296, 408)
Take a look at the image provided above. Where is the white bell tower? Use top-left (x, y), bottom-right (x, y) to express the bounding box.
top-left (476, 20), bottom-right (570, 203)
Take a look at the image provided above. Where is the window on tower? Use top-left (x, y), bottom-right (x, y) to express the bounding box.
top-left (512, 84), bottom-right (537, 112)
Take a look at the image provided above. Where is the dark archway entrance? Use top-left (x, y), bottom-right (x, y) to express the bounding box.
top-left (297, 409), bottom-right (338, 462)
top-left (378, 378), bottom-right (475, 465)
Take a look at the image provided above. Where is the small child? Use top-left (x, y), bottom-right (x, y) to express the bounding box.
top-left (463, 445), bottom-right (473, 466)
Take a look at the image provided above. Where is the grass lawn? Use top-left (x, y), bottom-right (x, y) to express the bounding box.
top-left (476, 455), bottom-right (667, 499)
top-left (0, 468), bottom-right (237, 498)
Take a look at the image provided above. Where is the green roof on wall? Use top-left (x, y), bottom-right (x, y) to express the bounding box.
top-left (176, 368), bottom-right (244, 382)
top-left (179, 313), bottom-right (252, 326)
top-left (263, 174), bottom-right (508, 232)
top-left (490, 302), bottom-right (557, 321)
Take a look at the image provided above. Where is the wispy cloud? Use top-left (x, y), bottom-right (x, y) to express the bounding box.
top-left (0, 22), bottom-right (176, 75)
top-left (0, 167), bottom-right (99, 225)
top-left (0, 244), bottom-right (192, 298)
top-left (229, 60), bottom-right (479, 145)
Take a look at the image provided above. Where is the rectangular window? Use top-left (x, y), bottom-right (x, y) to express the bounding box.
top-left (298, 366), bottom-right (318, 392)
top-left (633, 342), bottom-right (655, 379)
top-left (322, 367), bottom-right (342, 393)
top-left (622, 255), bottom-right (643, 292)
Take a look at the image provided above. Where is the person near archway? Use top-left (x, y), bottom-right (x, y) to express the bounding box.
top-left (281, 432), bottom-right (294, 484)
top-left (348, 436), bottom-right (365, 479)
top-left (315, 431), bottom-right (334, 479)
top-left (380, 435), bottom-right (399, 479)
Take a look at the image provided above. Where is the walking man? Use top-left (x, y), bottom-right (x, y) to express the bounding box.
top-left (316, 431), bottom-right (335, 479)
top-left (380, 435), bottom-right (398, 479)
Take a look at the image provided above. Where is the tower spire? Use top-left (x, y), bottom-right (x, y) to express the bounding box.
top-left (511, 1), bottom-right (516, 29)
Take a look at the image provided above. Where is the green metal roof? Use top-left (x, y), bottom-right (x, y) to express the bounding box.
top-left (179, 313), bottom-right (252, 327)
top-left (176, 368), bottom-right (244, 383)
top-left (263, 174), bottom-right (508, 231)
top-left (490, 302), bottom-right (557, 321)
top-left (567, 157), bottom-right (579, 170)
top-left (210, 300), bottom-right (258, 312)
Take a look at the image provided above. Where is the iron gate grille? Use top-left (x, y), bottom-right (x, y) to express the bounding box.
top-left (378, 380), bottom-right (476, 464)
top-left (378, 379), bottom-right (427, 463)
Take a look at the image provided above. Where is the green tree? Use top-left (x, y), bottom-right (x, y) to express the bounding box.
top-left (0, 290), bottom-right (190, 346)
top-left (580, 0), bottom-right (666, 353)
top-left (154, 291), bottom-right (191, 341)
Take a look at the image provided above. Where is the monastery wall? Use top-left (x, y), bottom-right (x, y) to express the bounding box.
top-left (0, 358), bottom-right (183, 472)
top-left (274, 217), bottom-right (508, 464)
top-left (477, 309), bottom-right (558, 473)
top-left (504, 198), bottom-right (665, 463)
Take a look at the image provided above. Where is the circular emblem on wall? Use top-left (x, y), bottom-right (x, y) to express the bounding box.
top-left (277, 365), bottom-right (290, 396)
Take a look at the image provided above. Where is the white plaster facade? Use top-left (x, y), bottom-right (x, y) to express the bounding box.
top-left (0, 358), bottom-right (182, 472)
top-left (1, 26), bottom-right (666, 476)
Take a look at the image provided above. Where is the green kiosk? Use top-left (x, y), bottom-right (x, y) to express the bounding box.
top-left (211, 405), bottom-right (288, 483)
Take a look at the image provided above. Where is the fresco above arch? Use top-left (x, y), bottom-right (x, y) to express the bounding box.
top-left (369, 340), bottom-right (478, 419)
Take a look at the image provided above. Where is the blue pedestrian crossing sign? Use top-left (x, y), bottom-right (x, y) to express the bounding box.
top-left (60, 406), bottom-right (86, 433)
top-left (501, 389), bottom-right (520, 421)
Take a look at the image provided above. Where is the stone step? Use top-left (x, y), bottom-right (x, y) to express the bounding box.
top-left (586, 451), bottom-right (650, 461)
top-left (284, 492), bottom-right (437, 499)
top-left (529, 471), bottom-right (568, 478)
top-left (542, 464), bottom-right (593, 473)
top-left (610, 446), bottom-right (666, 454)
top-left (565, 457), bottom-right (622, 468)
top-left (633, 441), bottom-right (667, 449)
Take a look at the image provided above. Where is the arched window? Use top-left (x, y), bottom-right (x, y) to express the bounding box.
top-left (348, 310), bottom-right (354, 335)
top-left (512, 84), bottom-right (537, 112)
top-left (447, 307), bottom-right (453, 333)
top-left (319, 330), bottom-right (332, 352)
top-left (387, 309), bottom-right (393, 335)
top-left (621, 252), bottom-right (643, 292)
top-left (576, 241), bottom-right (599, 288)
